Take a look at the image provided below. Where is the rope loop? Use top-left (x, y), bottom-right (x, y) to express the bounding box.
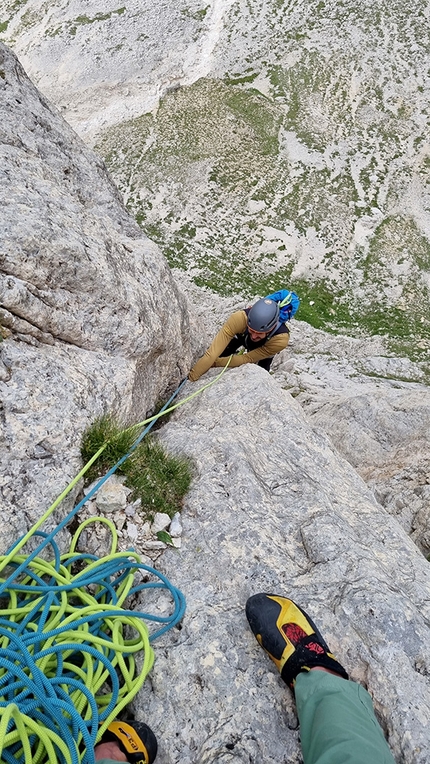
top-left (0, 368), bottom-right (230, 763)
top-left (0, 521), bottom-right (185, 764)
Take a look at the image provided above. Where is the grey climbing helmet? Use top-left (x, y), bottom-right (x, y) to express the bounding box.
top-left (247, 298), bottom-right (280, 333)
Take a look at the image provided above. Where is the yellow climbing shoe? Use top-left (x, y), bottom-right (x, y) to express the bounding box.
top-left (101, 720), bottom-right (157, 764)
top-left (246, 593), bottom-right (348, 688)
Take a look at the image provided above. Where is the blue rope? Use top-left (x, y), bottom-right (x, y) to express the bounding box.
top-left (0, 380), bottom-right (188, 764)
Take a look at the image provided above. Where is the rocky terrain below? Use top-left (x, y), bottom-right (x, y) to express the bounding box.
top-left (2, 0), bottom-right (430, 356)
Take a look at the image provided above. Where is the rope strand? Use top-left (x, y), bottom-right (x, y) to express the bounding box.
top-left (0, 366), bottom-right (231, 764)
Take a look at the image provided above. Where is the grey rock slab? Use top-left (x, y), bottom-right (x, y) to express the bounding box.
top-left (132, 365), bottom-right (430, 764)
top-left (174, 274), bottom-right (430, 553)
top-left (270, 321), bottom-right (430, 553)
top-left (0, 338), bottom-right (128, 553)
top-left (302, 384), bottom-right (430, 537)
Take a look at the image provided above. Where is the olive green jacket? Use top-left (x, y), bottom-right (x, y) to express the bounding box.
top-left (188, 310), bottom-right (290, 382)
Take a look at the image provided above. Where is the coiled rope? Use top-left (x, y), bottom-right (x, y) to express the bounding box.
top-left (0, 365), bottom-right (230, 764)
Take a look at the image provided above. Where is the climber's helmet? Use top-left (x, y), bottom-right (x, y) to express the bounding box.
top-left (247, 299), bottom-right (280, 334)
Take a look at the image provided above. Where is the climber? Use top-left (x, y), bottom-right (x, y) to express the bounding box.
top-left (188, 298), bottom-right (290, 382)
top-left (245, 593), bottom-right (396, 764)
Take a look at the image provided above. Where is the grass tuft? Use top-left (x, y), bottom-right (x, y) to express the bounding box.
top-left (81, 414), bottom-right (192, 520)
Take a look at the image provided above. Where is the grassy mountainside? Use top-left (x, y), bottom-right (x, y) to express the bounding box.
top-left (2, 0), bottom-right (429, 363)
top-left (96, 70), bottom-right (429, 360)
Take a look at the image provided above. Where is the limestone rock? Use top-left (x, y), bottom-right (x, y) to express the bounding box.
top-left (0, 42), bottom-right (196, 550)
top-left (142, 540), bottom-right (167, 551)
top-left (174, 273), bottom-right (430, 554)
top-left (126, 522), bottom-right (139, 542)
top-left (304, 387), bottom-right (430, 552)
top-left (169, 512), bottom-right (182, 537)
top-left (1, 30), bottom-right (429, 764)
top-left (268, 321), bottom-right (430, 554)
top-left (94, 475), bottom-right (129, 513)
top-left (151, 512), bottom-right (172, 534)
top-left (131, 365), bottom-right (430, 764)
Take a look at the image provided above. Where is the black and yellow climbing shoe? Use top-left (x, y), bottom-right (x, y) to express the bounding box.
top-left (245, 593), bottom-right (348, 689)
top-left (101, 720), bottom-right (158, 764)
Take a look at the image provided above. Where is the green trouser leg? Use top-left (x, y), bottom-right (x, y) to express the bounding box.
top-left (295, 671), bottom-right (396, 764)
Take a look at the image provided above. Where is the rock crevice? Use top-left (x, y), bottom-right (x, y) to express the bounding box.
top-left (0, 42), bottom-right (198, 547)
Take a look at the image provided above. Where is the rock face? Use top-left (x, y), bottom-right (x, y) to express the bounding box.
top-left (301, 384), bottom-right (430, 553)
top-left (0, 42), bottom-right (197, 550)
top-left (270, 320), bottom-right (430, 555)
top-left (134, 365), bottom-right (430, 764)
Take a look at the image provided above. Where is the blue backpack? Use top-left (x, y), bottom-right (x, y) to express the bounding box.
top-left (265, 289), bottom-right (300, 322)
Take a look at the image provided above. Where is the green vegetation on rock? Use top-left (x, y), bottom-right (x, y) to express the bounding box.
top-left (181, 6), bottom-right (209, 21)
top-left (81, 414), bottom-right (192, 521)
top-left (43, 7), bottom-right (126, 38)
top-left (0, 0), bottom-right (40, 37)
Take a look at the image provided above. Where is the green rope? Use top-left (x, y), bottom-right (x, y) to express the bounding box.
top-left (0, 521), bottom-right (155, 764)
top-left (0, 361), bottom-right (231, 573)
top-left (0, 362), bottom-right (230, 764)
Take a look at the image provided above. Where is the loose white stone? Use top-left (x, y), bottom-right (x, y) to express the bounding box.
top-left (126, 522), bottom-right (138, 542)
top-left (169, 512), bottom-right (182, 537)
top-left (140, 522), bottom-right (151, 538)
top-left (141, 540), bottom-right (167, 550)
top-left (115, 514), bottom-right (126, 531)
top-left (95, 476), bottom-right (128, 513)
top-left (151, 512), bottom-right (171, 533)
